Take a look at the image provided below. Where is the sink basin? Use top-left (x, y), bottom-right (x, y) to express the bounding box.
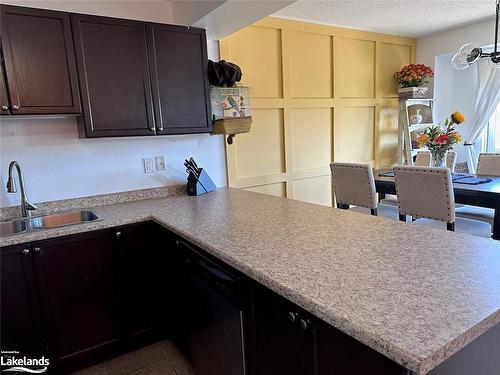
top-left (29, 210), bottom-right (102, 230)
top-left (0, 210), bottom-right (102, 236)
top-left (0, 219), bottom-right (28, 236)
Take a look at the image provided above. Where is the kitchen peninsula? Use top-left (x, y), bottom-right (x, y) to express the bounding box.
top-left (1, 188), bottom-right (499, 375)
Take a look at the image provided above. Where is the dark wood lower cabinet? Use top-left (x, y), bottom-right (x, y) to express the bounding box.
top-left (112, 222), bottom-right (173, 345)
top-left (249, 285), bottom-right (406, 375)
top-left (316, 320), bottom-right (406, 375)
top-left (1, 244), bottom-right (45, 356)
top-left (249, 285), bottom-right (317, 375)
top-left (32, 230), bottom-right (121, 373)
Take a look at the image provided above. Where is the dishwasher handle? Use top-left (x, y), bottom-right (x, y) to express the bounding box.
top-left (176, 239), bottom-right (238, 283)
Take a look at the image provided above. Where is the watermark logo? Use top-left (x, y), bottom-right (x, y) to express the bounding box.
top-left (1, 351), bottom-right (49, 373)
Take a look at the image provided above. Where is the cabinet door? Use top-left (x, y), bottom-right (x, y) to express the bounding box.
top-left (32, 230), bottom-right (121, 370)
top-left (113, 222), bottom-right (172, 342)
top-left (250, 286), bottom-right (317, 375)
top-left (0, 5), bottom-right (81, 114)
top-left (0, 57), bottom-right (11, 115)
top-left (72, 14), bottom-right (155, 137)
top-left (1, 244), bottom-right (45, 356)
top-left (316, 320), bottom-right (406, 375)
top-left (146, 23), bottom-right (212, 135)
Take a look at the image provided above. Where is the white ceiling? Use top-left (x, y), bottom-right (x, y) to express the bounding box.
top-left (273, 0), bottom-right (496, 38)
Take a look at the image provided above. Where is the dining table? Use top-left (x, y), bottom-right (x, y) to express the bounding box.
top-left (374, 169), bottom-right (500, 240)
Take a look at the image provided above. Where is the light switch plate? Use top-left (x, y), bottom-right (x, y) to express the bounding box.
top-left (143, 158), bottom-right (155, 174)
top-left (155, 156), bottom-right (166, 172)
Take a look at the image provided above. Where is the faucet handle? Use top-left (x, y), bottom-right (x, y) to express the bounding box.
top-left (25, 200), bottom-right (37, 211)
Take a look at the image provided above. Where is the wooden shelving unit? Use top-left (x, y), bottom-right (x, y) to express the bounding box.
top-left (398, 98), bottom-right (434, 165)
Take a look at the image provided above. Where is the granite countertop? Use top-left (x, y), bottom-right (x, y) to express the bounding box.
top-left (1, 188), bottom-right (500, 374)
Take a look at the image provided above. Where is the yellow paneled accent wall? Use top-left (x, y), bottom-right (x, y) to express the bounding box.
top-left (220, 17), bottom-right (415, 206)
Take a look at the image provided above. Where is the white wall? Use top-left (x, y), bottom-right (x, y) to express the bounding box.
top-left (417, 18), bottom-right (495, 68)
top-left (0, 0), bottom-right (226, 208)
top-left (171, 0), bottom-right (225, 25)
top-left (0, 0), bottom-right (174, 23)
top-left (193, 0), bottom-right (296, 40)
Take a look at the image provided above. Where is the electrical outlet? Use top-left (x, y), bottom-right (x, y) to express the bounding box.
top-left (143, 158), bottom-right (155, 174)
top-left (155, 155), bottom-right (166, 172)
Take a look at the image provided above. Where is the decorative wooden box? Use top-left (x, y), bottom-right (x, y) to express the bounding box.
top-left (212, 117), bottom-right (252, 144)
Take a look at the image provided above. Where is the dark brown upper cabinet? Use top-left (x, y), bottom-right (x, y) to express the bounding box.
top-left (71, 14), bottom-right (156, 138)
top-left (0, 58), bottom-right (10, 115)
top-left (0, 5), bottom-right (81, 115)
top-left (146, 23), bottom-right (212, 135)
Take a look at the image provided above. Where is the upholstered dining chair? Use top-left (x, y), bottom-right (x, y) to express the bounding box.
top-left (382, 151), bottom-right (459, 208)
top-left (394, 166), bottom-right (491, 237)
top-left (380, 151), bottom-right (433, 207)
top-left (446, 151), bottom-right (457, 171)
top-left (414, 151), bottom-right (431, 166)
top-left (476, 153), bottom-right (500, 176)
top-left (456, 153), bottom-right (500, 226)
top-left (330, 163), bottom-right (398, 219)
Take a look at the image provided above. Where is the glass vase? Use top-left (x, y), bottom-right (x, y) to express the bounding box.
top-left (430, 149), bottom-right (446, 168)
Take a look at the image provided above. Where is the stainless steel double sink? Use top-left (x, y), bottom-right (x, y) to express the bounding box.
top-left (0, 210), bottom-right (102, 236)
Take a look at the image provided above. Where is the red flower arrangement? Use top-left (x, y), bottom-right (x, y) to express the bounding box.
top-left (433, 134), bottom-right (449, 145)
top-left (394, 64), bottom-right (434, 88)
top-left (416, 112), bottom-right (464, 167)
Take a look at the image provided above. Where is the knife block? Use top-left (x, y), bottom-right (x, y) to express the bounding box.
top-left (187, 169), bottom-right (216, 196)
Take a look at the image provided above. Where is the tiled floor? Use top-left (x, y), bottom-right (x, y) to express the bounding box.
top-left (71, 341), bottom-right (194, 375)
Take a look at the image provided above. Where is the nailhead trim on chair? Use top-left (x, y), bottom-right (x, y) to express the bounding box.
top-left (477, 153), bottom-right (500, 176)
top-left (394, 166), bottom-right (454, 223)
top-left (331, 163), bottom-right (376, 209)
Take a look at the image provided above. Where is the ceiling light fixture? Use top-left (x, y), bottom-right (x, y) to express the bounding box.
top-left (451, 0), bottom-right (500, 70)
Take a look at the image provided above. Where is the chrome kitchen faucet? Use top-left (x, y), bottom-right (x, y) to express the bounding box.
top-left (6, 161), bottom-right (37, 217)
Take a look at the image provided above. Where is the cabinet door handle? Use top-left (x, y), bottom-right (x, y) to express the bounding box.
top-left (299, 318), bottom-right (311, 331)
top-left (288, 311), bottom-right (298, 323)
top-left (115, 231), bottom-right (121, 238)
top-left (22, 248), bottom-right (30, 255)
top-left (1, 105), bottom-right (8, 111)
top-left (33, 247), bottom-right (41, 253)
top-left (12, 105), bottom-right (19, 110)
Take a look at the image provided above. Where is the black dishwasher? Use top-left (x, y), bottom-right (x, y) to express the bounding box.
top-left (175, 239), bottom-right (247, 375)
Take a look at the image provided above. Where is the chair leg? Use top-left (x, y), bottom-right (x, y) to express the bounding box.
top-left (371, 208), bottom-right (378, 216)
top-left (399, 214), bottom-right (406, 222)
top-left (447, 222), bottom-right (455, 231)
